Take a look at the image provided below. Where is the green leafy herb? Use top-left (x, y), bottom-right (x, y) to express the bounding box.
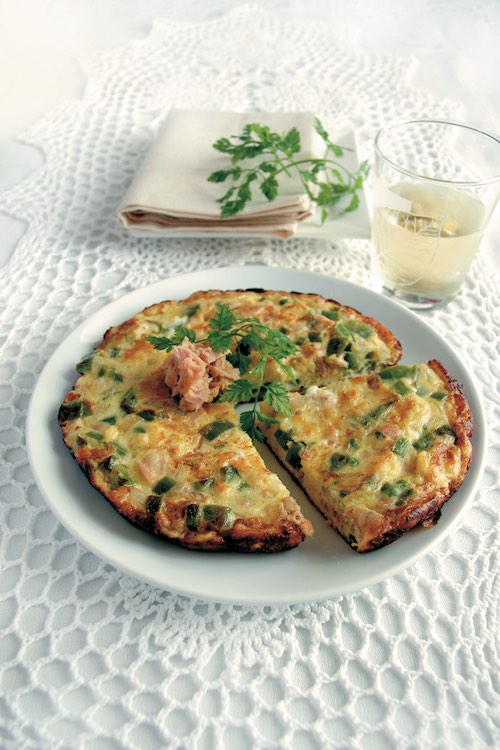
top-left (209, 304), bottom-right (297, 441)
top-left (207, 119), bottom-right (370, 222)
top-left (147, 302), bottom-right (297, 442)
top-left (146, 326), bottom-right (196, 352)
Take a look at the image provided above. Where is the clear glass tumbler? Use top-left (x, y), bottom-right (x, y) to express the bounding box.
top-left (371, 119), bottom-right (500, 309)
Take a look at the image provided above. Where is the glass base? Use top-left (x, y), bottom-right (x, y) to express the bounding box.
top-left (371, 274), bottom-right (454, 310)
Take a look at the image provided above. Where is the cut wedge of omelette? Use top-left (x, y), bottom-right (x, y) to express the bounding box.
top-left (259, 360), bottom-right (473, 551)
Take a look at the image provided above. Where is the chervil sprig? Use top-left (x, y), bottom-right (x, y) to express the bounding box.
top-left (207, 118), bottom-right (370, 223)
top-left (147, 303), bottom-right (297, 441)
top-left (146, 327), bottom-right (196, 351)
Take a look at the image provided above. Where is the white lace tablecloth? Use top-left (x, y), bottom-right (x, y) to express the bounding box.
top-left (1, 6), bottom-right (499, 749)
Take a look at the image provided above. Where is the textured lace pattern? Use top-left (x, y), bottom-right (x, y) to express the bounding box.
top-left (1, 7), bottom-right (499, 749)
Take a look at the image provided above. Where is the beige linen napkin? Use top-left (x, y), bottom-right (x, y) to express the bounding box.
top-left (118, 109), bottom-right (324, 238)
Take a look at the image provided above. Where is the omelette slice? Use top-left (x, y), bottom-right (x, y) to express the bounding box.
top-left (259, 360), bottom-right (473, 551)
top-left (59, 364), bottom-right (313, 552)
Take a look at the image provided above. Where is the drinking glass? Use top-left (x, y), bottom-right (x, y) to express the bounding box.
top-left (371, 119), bottom-right (500, 309)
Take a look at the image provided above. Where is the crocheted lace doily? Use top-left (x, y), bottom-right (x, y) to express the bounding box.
top-left (1, 6), bottom-right (498, 749)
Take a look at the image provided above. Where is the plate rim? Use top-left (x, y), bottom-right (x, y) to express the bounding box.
top-left (26, 265), bottom-right (487, 606)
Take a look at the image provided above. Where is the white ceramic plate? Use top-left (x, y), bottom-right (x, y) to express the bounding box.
top-left (27, 266), bottom-right (486, 606)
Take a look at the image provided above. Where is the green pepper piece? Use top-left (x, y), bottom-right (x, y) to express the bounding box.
top-left (329, 453), bottom-right (349, 471)
top-left (345, 322), bottom-right (373, 339)
top-left (381, 479), bottom-right (413, 498)
top-left (202, 504), bottom-right (236, 529)
top-left (186, 503), bottom-right (200, 530)
top-left (111, 441), bottom-right (127, 457)
top-left (361, 401), bottom-right (393, 427)
top-left (137, 409), bottom-right (156, 421)
top-left (221, 465), bottom-right (240, 482)
top-left (85, 430), bottom-right (104, 442)
top-left (413, 428), bottom-right (434, 452)
top-left (392, 380), bottom-right (412, 396)
top-left (392, 437), bottom-right (410, 457)
top-left (344, 351), bottom-right (358, 369)
top-left (416, 387), bottom-right (429, 397)
top-left (328, 452), bottom-right (359, 471)
top-left (430, 391), bottom-right (448, 401)
top-left (185, 503), bottom-right (235, 530)
top-left (185, 304), bottom-right (200, 318)
top-left (146, 495), bottom-right (162, 514)
top-left (153, 475), bottom-right (176, 494)
top-left (326, 337), bottom-right (343, 356)
top-left (308, 332), bottom-right (322, 342)
top-left (379, 365), bottom-right (416, 380)
top-left (434, 425), bottom-right (457, 442)
top-left (286, 441), bottom-right (306, 470)
top-left (102, 416), bottom-right (117, 425)
top-left (275, 428), bottom-right (293, 450)
top-left (201, 420), bottom-right (234, 441)
top-left (193, 477), bottom-right (215, 491)
top-left (106, 463), bottom-right (134, 488)
top-left (58, 400), bottom-right (91, 421)
top-left (321, 308), bottom-right (340, 321)
top-left (120, 389), bottom-right (137, 414)
top-left (76, 353), bottom-right (94, 374)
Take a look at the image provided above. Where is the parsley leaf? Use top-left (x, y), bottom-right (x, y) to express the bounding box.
top-left (146, 327), bottom-right (195, 351)
top-left (207, 118), bottom-right (370, 223)
top-left (262, 381), bottom-right (294, 416)
top-left (147, 302), bottom-right (297, 442)
top-left (218, 379), bottom-right (256, 404)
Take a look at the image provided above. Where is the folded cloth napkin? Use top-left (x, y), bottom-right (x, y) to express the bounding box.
top-left (118, 109), bottom-right (324, 238)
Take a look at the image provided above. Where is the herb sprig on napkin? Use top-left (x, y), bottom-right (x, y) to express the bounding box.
top-left (208, 118), bottom-right (370, 222)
